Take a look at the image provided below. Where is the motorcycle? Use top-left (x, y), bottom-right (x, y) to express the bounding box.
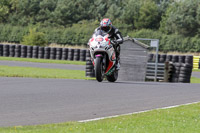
top-left (88, 30), bottom-right (118, 82)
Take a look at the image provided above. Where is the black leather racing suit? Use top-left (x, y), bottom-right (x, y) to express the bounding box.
top-left (95, 26), bottom-right (123, 64)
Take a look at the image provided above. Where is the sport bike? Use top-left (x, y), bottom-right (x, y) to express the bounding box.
top-left (88, 30), bottom-right (118, 82)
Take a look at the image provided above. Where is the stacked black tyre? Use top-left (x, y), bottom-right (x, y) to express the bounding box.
top-left (38, 47), bottom-right (44, 59)
top-left (44, 47), bottom-right (50, 59)
top-left (170, 63), bottom-right (181, 82)
top-left (147, 53), bottom-right (154, 62)
top-left (15, 45), bottom-right (21, 57)
top-left (179, 63), bottom-right (193, 83)
top-left (3, 45), bottom-right (9, 57)
top-left (159, 54), bottom-right (167, 63)
top-left (80, 49), bottom-right (86, 61)
top-left (50, 47), bottom-right (56, 60)
top-left (147, 53), bottom-right (194, 83)
top-left (166, 55), bottom-right (173, 62)
top-left (0, 44), bottom-right (3, 56)
top-left (85, 50), bottom-right (95, 77)
top-left (56, 48), bottom-right (62, 60)
top-left (27, 46), bottom-right (33, 58)
top-left (33, 46), bottom-right (39, 58)
top-left (185, 55), bottom-right (193, 66)
top-left (9, 45), bottom-right (15, 57)
top-left (21, 45), bottom-right (27, 58)
top-left (62, 48), bottom-right (68, 60)
top-left (172, 55), bottom-right (179, 63)
top-left (74, 49), bottom-right (80, 61)
top-left (68, 48), bottom-right (74, 61)
top-left (170, 63), bottom-right (193, 83)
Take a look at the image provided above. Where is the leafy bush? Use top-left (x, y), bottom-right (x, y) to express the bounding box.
top-left (128, 29), bottom-right (200, 52)
top-left (21, 28), bottom-right (48, 46)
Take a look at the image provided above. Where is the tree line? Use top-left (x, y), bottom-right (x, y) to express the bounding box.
top-left (0, 0), bottom-right (200, 52)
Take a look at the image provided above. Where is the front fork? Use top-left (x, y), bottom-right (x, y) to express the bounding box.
top-left (95, 54), bottom-right (107, 74)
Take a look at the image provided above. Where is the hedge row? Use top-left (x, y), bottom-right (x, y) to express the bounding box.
top-left (1, 24), bottom-right (200, 52)
top-left (0, 23), bottom-right (96, 45)
top-left (0, 44), bottom-right (87, 61)
top-left (129, 29), bottom-right (200, 52)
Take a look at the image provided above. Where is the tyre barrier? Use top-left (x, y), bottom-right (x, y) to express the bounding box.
top-left (21, 45), bottom-right (27, 58)
top-left (159, 54), bottom-right (166, 63)
top-left (3, 45), bottom-right (9, 57)
top-left (185, 55), bottom-right (193, 65)
top-left (62, 48), bottom-right (68, 60)
top-left (32, 46), bottom-right (39, 58)
top-left (15, 45), bottom-right (21, 57)
top-left (44, 47), bottom-right (50, 59)
top-left (68, 48), bottom-right (74, 61)
top-left (193, 56), bottom-right (200, 69)
top-left (80, 49), bottom-right (86, 61)
top-left (0, 44), bottom-right (89, 62)
top-left (148, 54), bottom-right (193, 64)
top-left (147, 54), bottom-right (194, 83)
top-left (50, 47), bottom-right (56, 60)
top-left (74, 49), bottom-right (80, 61)
top-left (38, 47), bottom-right (44, 59)
top-left (0, 44), bottom-right (3, 56)
top-left (85, 50), bottom-right (95, 77)
top-left (27, 46), bottom-right (33, 58)
top-left (170, 63), bottom-right (193, 83)
top-left (9, 45), bottom-right (15, 57)
top-left (56, 48), bottom-right (62, 60)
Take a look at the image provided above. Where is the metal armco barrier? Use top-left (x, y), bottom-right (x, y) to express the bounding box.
top-left (146, 62), bottom-right (173, 82)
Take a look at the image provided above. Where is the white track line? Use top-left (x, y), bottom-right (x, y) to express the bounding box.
top-left (78, 101), bottom-right (200, 123)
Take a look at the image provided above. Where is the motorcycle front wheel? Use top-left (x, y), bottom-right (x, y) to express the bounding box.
top-left (95, 57), bottom-right (104, 82)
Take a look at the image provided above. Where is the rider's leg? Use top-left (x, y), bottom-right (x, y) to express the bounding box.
top-left (116, 45), bottom-right (120, 70)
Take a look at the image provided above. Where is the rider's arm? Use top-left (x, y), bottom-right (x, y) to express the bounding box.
top-left (114, 29), bottom-right (123, 44)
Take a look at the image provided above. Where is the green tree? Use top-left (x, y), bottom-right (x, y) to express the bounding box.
top-left (160, 0), bottom-right (200, 36)
top-left (135, 0), bottom-right (160, 29)
top-left (105, 3), bottom-right (122, 21)
top-left (121, 0), bottom-right (141, 28)
top-left (21, 28), bottom-right (48, 46)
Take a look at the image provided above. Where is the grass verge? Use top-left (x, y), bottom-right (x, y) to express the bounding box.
top-left (0, 57), bottom-right (86, 65)
top-left (191, 77), bottom-right (200, 83)
top-left (1, 103), bottom-right (200, 133)
top-left (0, 65), bottom-right (91, 80)
top-left (193, 69), bottom-right (200, 72)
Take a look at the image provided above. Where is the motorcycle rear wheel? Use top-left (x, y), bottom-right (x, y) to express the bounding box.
top-left (95, 57), bottom-right (104, 82)
top-left (107, 70), bottom-right (118, 82)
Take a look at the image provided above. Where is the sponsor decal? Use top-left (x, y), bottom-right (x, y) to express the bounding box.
top-left (105, 60), bottom-right (114, 73)
top-left (95, 37), bottom-right (103, 42)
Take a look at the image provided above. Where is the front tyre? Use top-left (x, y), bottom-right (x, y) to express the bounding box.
top-left (95, 57), bottom-right (104, 82)
top-left (107, 70), bottom-right (118, 82)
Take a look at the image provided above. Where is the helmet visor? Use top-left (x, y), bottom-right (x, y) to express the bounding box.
top-left (101, 26), bottom-right (110, 32)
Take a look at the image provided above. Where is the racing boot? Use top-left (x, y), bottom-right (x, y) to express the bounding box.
top-left (116, 57), bottom-right (120, 70)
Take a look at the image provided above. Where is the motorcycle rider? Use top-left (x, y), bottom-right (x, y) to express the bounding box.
top-left (94, 18), bottom-right (123, 70)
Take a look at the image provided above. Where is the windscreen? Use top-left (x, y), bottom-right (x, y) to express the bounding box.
top-left (94, 30), bottom-right (107, 37)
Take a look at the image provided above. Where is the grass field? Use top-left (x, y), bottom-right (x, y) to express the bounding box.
top-left (193, 69), bottom-right (200, 72)
top-left (191, 77), bottom-right (200, 83)
top-left (0, 102), bottom-right (199, 133)
top-left (0, 65), bottom-right (90, 80)
top-left (0, 57), bottom-right (86, 65)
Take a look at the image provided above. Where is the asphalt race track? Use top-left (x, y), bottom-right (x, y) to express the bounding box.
top-left (0, 77), bottom-right (200, 127)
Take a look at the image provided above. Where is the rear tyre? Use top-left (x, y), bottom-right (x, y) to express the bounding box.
top-left (107, 70), bottom-right (118, 82)
top-left (95, 57), bottom-right (104, 82)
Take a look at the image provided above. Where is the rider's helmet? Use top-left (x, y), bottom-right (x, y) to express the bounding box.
top-left (100, 18), bottom-right (112, 33)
